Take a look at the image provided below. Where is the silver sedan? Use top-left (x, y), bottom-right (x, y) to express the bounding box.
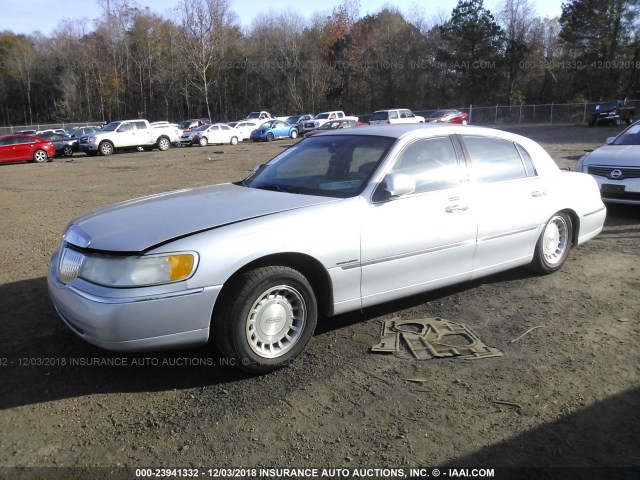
top-left (576, 120), bottom-right (640, 204)
top-left (48, 125), bottom-right (606, 373)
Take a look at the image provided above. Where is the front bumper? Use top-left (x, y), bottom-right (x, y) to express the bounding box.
top-left (47, 251), bottom-right (221, 351)
top-left (591, 176), bottom-right (640, 205)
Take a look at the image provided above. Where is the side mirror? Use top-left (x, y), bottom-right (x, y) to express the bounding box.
top-left (252, 163), bottom-right (265, 173)
top-left (375, 173), bottom-right (415, 201)
top-left (606, 137), bottom-right (615, 145)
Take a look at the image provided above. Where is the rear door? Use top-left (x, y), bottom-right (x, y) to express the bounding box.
top-left (460, 135), bottom-right (549, 277)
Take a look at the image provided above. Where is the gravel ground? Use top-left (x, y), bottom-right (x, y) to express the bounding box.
top-left (0, 124), bottom-right (638, 480)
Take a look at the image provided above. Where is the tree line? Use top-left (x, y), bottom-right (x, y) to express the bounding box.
top-left (0, 0), bottom-right (638, 126)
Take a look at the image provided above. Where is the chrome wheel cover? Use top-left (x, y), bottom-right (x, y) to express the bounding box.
top-left (542, 215), bottom-right (569, 265)
top-left (245, 285), bottom-right (306, 359)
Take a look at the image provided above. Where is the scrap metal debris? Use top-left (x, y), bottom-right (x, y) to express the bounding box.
top-left (371, 317), bottom-right (503, 360)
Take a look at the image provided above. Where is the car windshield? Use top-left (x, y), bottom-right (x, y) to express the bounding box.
top-left (261, 120), bottom-right (276, 128)
top-left (193, 125), bottom-right (209, 132)
top-left (319, 121), bottom-right (342, 130)
top-left (428, 110), bottom-right (448, 118)
top-left (612, 123), bottom-right (640, 145)
top-left (243, 135), bottom-right (395, 198)
top-left (102, 122), bottom-right (120, 132)
top-left (315, 113), bottom-right (330, 120)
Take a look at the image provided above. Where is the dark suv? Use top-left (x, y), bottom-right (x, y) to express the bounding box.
top-left (589, 100), bottom-right (635, 126)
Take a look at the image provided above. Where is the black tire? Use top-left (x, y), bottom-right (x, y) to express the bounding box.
top-left (213, 266), bottom-right (318, 374)
top-left (266, 132), bottom-right (274, 142)
top-left (99, 141), bottom-right (114, 156)
top-left (62, 145), bottom-right (74, 157)
top-left (157, 137), bottom-right (171, 151)
top-left (530, 212), bottom-right (572, 274)
top-left (33, 149), bottom-right (48, 163)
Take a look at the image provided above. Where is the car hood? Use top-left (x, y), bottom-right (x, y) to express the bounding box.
top-left (584, 145), bottom-right (640, 166)
top-left (66, 183), bottom-right (338, 252)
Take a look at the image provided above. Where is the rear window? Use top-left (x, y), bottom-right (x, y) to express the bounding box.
top-left (370, 111), bottom-right (389, 121)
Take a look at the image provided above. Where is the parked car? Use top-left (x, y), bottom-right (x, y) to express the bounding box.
top-left (36, 128), bottom-right (67, 136)
top-left (66, 126), bottom-right (102, 138)
top-left (425, 109), bottom-right (469, 125)
top-left (301, 111), bottom-right (346, 132)
top-left (79, 119), bottom-right (175, 156)
top-left (250, 120), bottom-right (298, 141)
top-left (245, 111), bottom-right (275, 122)
top-left (369, 109), bottom-right (425, 125)
top-left (47, 124), bottom-right (606, 373)
top-left (0, 134), bottom-right (55, 163)
top-left (588, 100), bottom-right (635, 126)
top-left (36, 132), bottom-right (78, 157)
top-left (304, 118), bottom-right (366, 137)
top-left (230, 121), bottom-right (259, 141)
top-left (576, 120), bottom-right (640, 204)
top-left (190, 123), bottom-right (240, 146)
top-left (178, 118), bottom-right (211, 134)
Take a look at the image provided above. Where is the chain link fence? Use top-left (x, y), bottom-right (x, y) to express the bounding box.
top-left (2, 99), bottom-right (639, 134)
top-left (415, 99), bottom-right (639, 126)
top-left (0, 122), bottom-right (105, 137)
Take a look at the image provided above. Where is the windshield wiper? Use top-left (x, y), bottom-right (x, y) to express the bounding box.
top-left (253, 184), bottom-right (298, 194)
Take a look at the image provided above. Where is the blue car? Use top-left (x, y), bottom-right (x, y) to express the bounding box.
top-left (250, 120), bottom-right (299, 142)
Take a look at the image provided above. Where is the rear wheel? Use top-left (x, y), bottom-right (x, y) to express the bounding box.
top-left (199, 137), bottom-right (208, 147)
top-left (33, 149), bottom-right (48, 163)
top-left (230, 136), bottom-right (238, 145)
top-left (266, 132), bottom-right (274, 142)
top-left (530, 212), bottom-right (572, 274)
top-left (213, 266), bottom-right (318, 374)
top-left (62, 145), bottom-right (74, 157)
top-left (157, 137), bottom-right (171, 151)
top-left (290, 129), bottom-right (298, 139)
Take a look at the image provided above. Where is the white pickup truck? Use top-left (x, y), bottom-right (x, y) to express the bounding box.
top-left (79, 119), bottom-right (178, 156)
top-left (301, 111), bottom-right (346, 132)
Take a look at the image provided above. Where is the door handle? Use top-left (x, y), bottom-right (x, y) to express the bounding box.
top-left (446, 204), bottom-right (469, 213)
top-left (531, 190), bottom-right (546, 197)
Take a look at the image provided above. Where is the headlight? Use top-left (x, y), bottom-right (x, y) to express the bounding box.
top-left (87, 136), bottom-right (96, 143)
top-left (61, 250), bottom-right (197, 287)
top-left (576, 153), bottom-right (589, 172)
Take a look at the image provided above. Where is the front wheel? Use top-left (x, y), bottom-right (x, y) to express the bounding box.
top-left (266, 132), bottom-right (274, 142)
top-left (290, 129), bottom-right (298, 139)
top-left (230, 136), bottom-right (238, 145)
top-left (461, 119), bottom-right (468, 125)
top-left (530, 212), bottom-right (572, 274)
top-left (99, 141), bottom-right (114, 156)
top-left (213, 266), bottom-right (318, 374)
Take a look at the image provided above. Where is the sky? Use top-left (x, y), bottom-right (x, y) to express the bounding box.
top-left (0, 0), bottom-right (564, 37)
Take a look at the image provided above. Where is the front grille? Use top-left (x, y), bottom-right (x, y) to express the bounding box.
top-left (58, 247), bottom-right (85, 284)
top-left (588, 165), bottom-right (640, 180)
top-left (602, 191), bottom-right (640, 201)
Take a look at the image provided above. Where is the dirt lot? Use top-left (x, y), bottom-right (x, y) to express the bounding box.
top-left (0, 125), bottom-right (638, 479)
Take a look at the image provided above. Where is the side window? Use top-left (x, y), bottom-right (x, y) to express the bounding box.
top-left (463, 136), bottom-right (529, 183)
top-left (118, 123), bottom-right (133, 132)
top-left (389, 111), bottom-right (399, 120)
top-left (389, 136), bottom-right (461, 194)
top-left (133, 121), bottom-right (148, 130)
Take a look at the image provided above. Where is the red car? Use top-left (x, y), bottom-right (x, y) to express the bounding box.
top-left (425, 109), bottom-right (469, 125)
top-left (304, 118), bottom-right (367, 138)
top-left (0, 134), bottom-right (56, 163)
